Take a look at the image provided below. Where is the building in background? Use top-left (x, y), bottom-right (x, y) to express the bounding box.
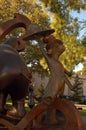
top-left (32, 72), bottom-right (86, 97)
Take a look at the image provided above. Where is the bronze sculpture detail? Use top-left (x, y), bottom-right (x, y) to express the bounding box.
top-left (0, 13), bottom-right (31, 118)
top-left (39, 35), bottom-right (66, 101)
top-left (0, 14), bottom-right (83, 130)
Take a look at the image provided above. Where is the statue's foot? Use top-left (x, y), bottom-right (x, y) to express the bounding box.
top-left (6, 106), bottom-right (25, 119)
top-left (6, 106), bottom-right (19, 119)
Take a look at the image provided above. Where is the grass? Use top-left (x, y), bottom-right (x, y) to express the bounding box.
top-left (6, 100), bottom-right (30, 111)
top-left (6, 100), bottom-right (86, 116)
top-left (80, 110), bottom-right (86, 116)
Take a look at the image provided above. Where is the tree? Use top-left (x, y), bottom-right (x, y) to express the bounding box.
top-left (72, 74), bottom-right (83, 102)
top-left (39, 0), bottom-right (86, 72)
top-left (1, 0), bottom-right (86, 75)
top-left (0, 0), bottom-right (50, 75)
top-left (80, 37), bottom-right (86, 71)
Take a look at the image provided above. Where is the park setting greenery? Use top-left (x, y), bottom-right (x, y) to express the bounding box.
top-left (0, 0), bottom-right (86, 75)
top-left (0, 2), bottom-right (86, 130)
top-left (6, 98), bottom-right (86, 116)
top-left (0, 0), bottom-right (86, 104)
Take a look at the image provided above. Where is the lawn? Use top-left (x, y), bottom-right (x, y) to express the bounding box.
top-left (80, 110), bottom-right (86, 116)
top-left (6, 100), bottom-right (86, 116)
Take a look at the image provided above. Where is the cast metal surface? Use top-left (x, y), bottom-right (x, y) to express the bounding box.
top-left (0, 98), bottom-right (83, 130)
top-left (0, 13), bottom-right (31, 41)
top-left (0, 13), bottom-right (32, 117)
top-left (0, 14), bottom-right (83, 130)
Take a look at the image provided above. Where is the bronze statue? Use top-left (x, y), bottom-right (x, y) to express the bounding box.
top-left (26, 33), bottom-right (70, 125)
top-left (34, 34), bottom-right (72, 104)
top-left (0, 15), bottom-right (83, 130)
top-left (0, 37), bottom-right (32, 117)
top-left (21, 23), bottom-right (71, 103)
top-left (0, 19), bottom-right (54, 118)
top-left (23, 24), bottom-right (75, 124)
top-left (0, 13), bottom-right (32, 118)
top-left (0, 13), bottom-right (31, 42)
top-left (38, 35), bottom-right (66, 102)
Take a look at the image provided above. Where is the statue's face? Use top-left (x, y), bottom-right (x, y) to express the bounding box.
top-left (54, 41), bottom-right (65, 54)
top-left (44, 35), bottom-right (65, 56)
top-left (49, 42), bottom-right (65, 57)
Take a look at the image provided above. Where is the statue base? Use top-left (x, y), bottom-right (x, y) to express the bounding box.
top-left (0, 98), bottom-right (83, 130)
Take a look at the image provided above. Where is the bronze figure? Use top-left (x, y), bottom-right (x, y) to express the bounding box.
top-left (0, 14), bottom-right (83, 130)
top-left (37, 35), bottom-right (73, 103)
top-left (0, 14), bottom-right (31, 118)
top-left (38, 35), bottom-right (66, 101)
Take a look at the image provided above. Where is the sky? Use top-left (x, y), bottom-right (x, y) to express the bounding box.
top-left (70, 9), bottom-right (86, 72)
top-left (70, 9), bottom-right (86, 21)
top-left (73, 63), bottom-right (83, 72)
top-left (70, 9), bottom-right (86, 39)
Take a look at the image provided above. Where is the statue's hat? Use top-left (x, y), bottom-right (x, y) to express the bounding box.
top-left (23, 24), bottom-right (55, 41)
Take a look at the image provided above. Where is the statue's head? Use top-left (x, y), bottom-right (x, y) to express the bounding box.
top-left (4, 37), bottom-right (26, 52)
top-left (43, 35), bottom-right (65, 56)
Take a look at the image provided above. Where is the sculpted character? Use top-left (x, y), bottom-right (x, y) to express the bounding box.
top-left (0, 13), bottom-right (32, 118)
top-left (38, 35), bottom-right (66, 102)
top-left (35, 35), bottom-right (72, 125)
top-left (0, 37), bottom-right (32, 118)
top-left (33, 35), bottom-right (65, 125)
